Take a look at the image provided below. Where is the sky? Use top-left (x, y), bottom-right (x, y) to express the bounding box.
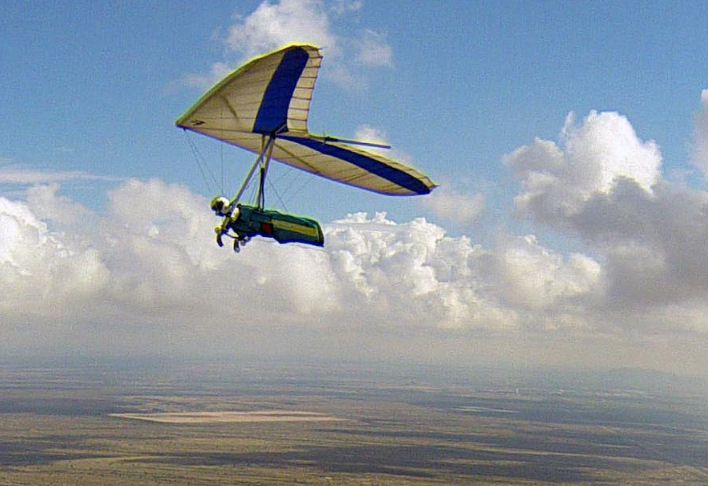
top-left (2, 0), bottom-right (708, 377)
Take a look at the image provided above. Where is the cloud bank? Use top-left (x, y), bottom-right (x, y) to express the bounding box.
top-left (3, 94), bottom-right (708, 376)
top-left (2, 179), bottom-right (605, 368)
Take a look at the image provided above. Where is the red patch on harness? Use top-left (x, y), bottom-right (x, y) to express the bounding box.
top-left (260, 222), bottom-right (273, 235)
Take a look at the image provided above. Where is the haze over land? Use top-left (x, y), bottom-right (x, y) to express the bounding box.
top-left (0, 357), bottom-right (706, 484)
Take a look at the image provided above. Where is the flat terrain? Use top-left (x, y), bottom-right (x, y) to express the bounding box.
top-left (0, 358), bottom-right (706, 485)
top-left (110, 411), bottom-right (347, 424)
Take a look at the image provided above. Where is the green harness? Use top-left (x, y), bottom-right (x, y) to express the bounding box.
top-left (225, 204), bottom-right (324, 247)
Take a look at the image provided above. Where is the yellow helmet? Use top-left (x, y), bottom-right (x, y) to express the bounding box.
top-left (210, 196), bottom-right (231, 216)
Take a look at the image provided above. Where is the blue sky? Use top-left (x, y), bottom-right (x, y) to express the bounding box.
top-left (4, 1), bottom-right (706, 221)
top-left (2, 1), bottom-right (708, 376)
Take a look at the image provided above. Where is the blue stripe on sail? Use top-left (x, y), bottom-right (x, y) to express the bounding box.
top-left (279, 136), bottom-right (431, 195)
top-left (254, 47), bottom-right (309, 134)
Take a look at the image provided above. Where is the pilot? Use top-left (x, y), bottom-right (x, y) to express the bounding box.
top-left (210, 196), bottom-right (232, 217)
top-left (210, 196), bottom-right (246, 250)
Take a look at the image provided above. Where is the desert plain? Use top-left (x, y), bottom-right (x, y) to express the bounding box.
top-left (0, 357), bottom-right (706, 485)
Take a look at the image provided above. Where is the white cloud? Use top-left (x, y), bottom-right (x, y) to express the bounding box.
top-left (0, 180), bottom-right (586, 345)
top-left (0, 196), bottom-right (110, 325)
top-left (326, 212), bottom-right (518, 331)
top-left (561, 111), bottom-right (661, 194)
top-left (691, 89), bottom-right (708, 178)
top-left (485, 234), bottom-right (601, 315)
top-left (506, 101), bottom-right (708, 335)
top-left (505, 111), bottom-right (662, 225)
top-left (3, 175), bottom-right (704, 338)
top-left (183, 0), bottom-right (394, 91)
top-left (422, 185), bottom-right (485, 226)
top-left (26, 184), bottom-right (93, 226)
top-left (226, 0), bottom-right (337, 57)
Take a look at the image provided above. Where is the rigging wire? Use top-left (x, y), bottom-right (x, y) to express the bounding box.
top-left (219, 134), bottom-right (225, 195)
top-left (280, 170), bottom-right (313, 206)
top-left (185, 129), bottom-right (304, 212)
top-left (219, 105), bottom-right (225, 195)
top-left (270, 164), bottom-right (295, 185)
top-left (267, 177), bottom-right (289, 212)
top-left (273, 165), bottom-right (305, 204)
top-left (264, 163), bottom-right (312, 210)
top-left (245, 174), bottom-right (258, 205)
top-left (184, 131), bottom-right (220, 194)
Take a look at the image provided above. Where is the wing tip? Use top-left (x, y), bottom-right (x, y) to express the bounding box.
top-left (414, 183), bottom-right (436, 196)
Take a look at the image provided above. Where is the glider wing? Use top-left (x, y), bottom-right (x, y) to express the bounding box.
top-left (176, 44), bottom-right (436, 196)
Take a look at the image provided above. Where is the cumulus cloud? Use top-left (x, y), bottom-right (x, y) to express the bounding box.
top-left (5, 95), bottom-right (708, 374)
top-left (184, 0), bottom-right (394, 90)
top-left (3, 170), bottom-right (708, 374)
top-left (0, 184), bottom-right (492, 334)
top-left (226, 0), bottom-right (337, 57)
top-left (326, 212), bottom-right (520, 331)
top-left (484, 235), bottom-right (601, 317)
top-left (0, 196), bottom-right (109, 326)
top-left (505, 111), bottom-right (662, 226)
top-left (25, 184), bottom-right (93, 226)
top-left (506, 102), bottom-right (708, 335)
top-left (0, 179), bottom-right (604, 352)
top-left (4, 174), bottom-right (706, 342)
top-left (578, 182), bottom-right (708, 312)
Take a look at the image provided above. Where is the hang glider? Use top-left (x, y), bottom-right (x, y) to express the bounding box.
top-left (176, 44), bottom-right (436, 251)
